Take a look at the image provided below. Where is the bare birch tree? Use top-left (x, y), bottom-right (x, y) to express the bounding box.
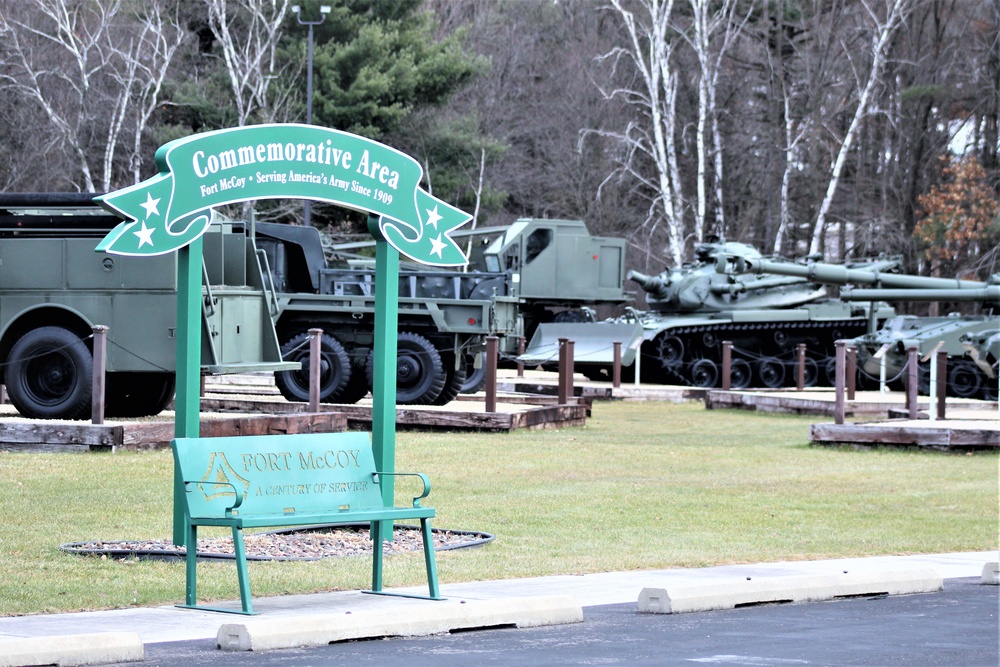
top-left (595, 0), bottom-right (687, 266)
top-left (808, 0), bottom-right (911, 257)
top-left (204, 0), bottom-right (292, 126)
top-left (684, 0), bottom-right (749, 241)
top-left (0, 0), bottom-right (186, 191)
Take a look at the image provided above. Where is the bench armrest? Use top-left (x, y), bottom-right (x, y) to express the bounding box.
top-left (373, 471), bottom-right (432, 508)
top-left (183, 480), bottom-right (245, 517)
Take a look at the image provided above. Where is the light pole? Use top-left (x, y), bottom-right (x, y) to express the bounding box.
top-left (291, 4), bottom-right (331, 227)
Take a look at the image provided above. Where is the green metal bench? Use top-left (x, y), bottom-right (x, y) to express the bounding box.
top-left (170, 431), bottom-right (441, 615)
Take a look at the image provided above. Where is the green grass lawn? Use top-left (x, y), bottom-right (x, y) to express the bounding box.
top-left (0, 401), bottom-right (995, 615)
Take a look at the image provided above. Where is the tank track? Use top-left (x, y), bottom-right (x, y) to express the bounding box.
top-left (635, 319), bottom-right (873, 390)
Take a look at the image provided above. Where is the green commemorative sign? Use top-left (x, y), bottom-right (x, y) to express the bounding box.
top-left (95, 124), bottom-right (470, 266)
top-left (94, 124), bottom-right (473, 547)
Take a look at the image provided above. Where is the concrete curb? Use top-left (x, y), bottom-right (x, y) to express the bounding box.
top-left (982, 562), bottom-right (999, 585)
top-left (637, 568), bottom-right (944, 614)
top-left (0, 631), bottom-right (143, 667)
top-left (217, 594), bottom-right (583, 651)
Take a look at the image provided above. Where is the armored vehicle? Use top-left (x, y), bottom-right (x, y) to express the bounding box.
top-left (0, 194), bottom-right (290, 420)
top-left (254, 222), bottom-right (520, 406)
top-left (838, 285), bottom-right (999, 400)
top-left (722, 252), bottom-right (1000, 399)
top-left (522, 239), bottom-right (897, 388)
top-left (961, 329), bottom-right (1000, 398)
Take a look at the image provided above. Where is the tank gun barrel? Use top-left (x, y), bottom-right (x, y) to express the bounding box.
top-left (842, 287), bottom-right (1000, 303)
top-left (627, 270), bottom-right (672, 300)
top-left (726, 255), bottom-right (989, 290)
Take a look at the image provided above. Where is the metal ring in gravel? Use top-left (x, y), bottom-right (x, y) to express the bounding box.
top-left (61, 523), bottom-right (493, 562)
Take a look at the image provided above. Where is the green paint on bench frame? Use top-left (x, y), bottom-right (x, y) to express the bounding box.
top-left (170, 431), bottom-right (442, 615)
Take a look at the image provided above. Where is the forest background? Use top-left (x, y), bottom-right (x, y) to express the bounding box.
top-left (1, 0), bottom-right (998, 315)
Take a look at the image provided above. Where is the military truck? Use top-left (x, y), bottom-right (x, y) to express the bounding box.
top-left (0, 193), bottom-right (291, 420)
top-left (257, 217), bottom-right (627, 405)
top-left (254, 222), bottom-right (520, 406)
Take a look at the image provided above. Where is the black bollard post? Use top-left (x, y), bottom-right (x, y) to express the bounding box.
top-left (516, 337), bottom-right (525, 378)
top-left (936, 350), bottom-right (948, 421)
top-left (485, 336), bottom-right (498, 413)
top-left (721, 341), bottom-right (732, 391)
top-left (308, 327), bottom-right (322, 412)
top-left (796, 343), bottom-right (806, 392)
top-left (834, 340), bottom-right (846, 425)
top-left (906, 346), bottom-right (919, 420)
top-left (846, 346), bottom-right (857, 400)
top-left (557, 338), bottom-right (569, 404)
top-left (613, 341), bottom-right (622, 388)
top-left (91, 325), bottom-right (109, 425)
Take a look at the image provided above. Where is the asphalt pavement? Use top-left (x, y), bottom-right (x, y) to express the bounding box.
top-left (0, 551), bottom-right (996, 666)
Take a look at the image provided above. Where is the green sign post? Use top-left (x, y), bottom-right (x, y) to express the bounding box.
top-left (95, 124), bottom-right (471, 545)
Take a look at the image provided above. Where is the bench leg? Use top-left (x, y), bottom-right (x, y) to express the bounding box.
top-left (420, 517), bottom-right (441, 600)
top-left (184, 523), bottom-right (198, 607)
top-left (362, 518), bottom-right (443, 601)
top-left (232, 526), bottom-right (254, 615)
top-left (370, 520), bottom-right (385, 594)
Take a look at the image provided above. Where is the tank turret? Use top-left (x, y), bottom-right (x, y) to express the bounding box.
top-left (628, 239), bottom-right (894, 314)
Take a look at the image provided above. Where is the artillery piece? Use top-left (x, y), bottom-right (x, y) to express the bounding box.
top-left (522, 238), bottom-right (897, 388)
top-left (717, 252), bottom-right (1000, 399)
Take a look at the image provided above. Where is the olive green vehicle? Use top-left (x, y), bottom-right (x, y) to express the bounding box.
top-left (721, 252), bottom-right (1000, 399)
top-left (0, 194), bottom-right (289, 420)
top-left (521, 239), bottom-right (898, 388)
top-left (254, 217), bottom-right (626, 406)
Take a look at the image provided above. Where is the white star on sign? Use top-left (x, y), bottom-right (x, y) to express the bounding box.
top-left (429, 233), bottom-right (447, 258)
top-left (134, 221), bottom-right (155, 248)
top-left (140, 193), bottom-right (161, 219)
top-left (424, 205), bottom-right (442, 230)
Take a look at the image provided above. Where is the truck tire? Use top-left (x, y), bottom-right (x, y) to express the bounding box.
top-left (337, 369), bottom-right (371, 404)
top-left (460, 352), bottom-right (487, 394)
top-left (431, 353), bottom-right (468, 405)
top-left (366, 331), bottom-right (445, 405)
top-left (275, 331), bottom-right (353, 403)
top-left (104, 372), bottom-right (175, 418)
top-left (6, 326), bottom-right (93, 420)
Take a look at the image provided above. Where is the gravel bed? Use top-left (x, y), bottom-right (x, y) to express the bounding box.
top-left (62, 524), bottom-right (492, 561)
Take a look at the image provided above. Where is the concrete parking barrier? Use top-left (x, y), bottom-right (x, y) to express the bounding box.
top-left (982, 562), bottom-right (999, 585)
top-left (217, 595), bottom-right (583, 651)
top-left (637, 568), bottom-right (943, 614)
top-left (0, 631), bottom-right (143, 667)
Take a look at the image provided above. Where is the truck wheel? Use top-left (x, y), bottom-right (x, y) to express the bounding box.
top-left (104, 372), bottom-right (175, 418)
top-left (460, 352), bottom-right (487, 394)
top-left (431, 354), bottom-right (468, 405)
top-left (6, 326), bottom-right (93, 420)
top-left (275, 331), bottom-right (353, 403)
top-left (337, 370), bottom-right (371, 404)
top-left (366, 332), bottom-right (445, 404)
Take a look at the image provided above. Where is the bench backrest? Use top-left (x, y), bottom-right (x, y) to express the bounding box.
top-left (171, 432), bottom-right (385, 519)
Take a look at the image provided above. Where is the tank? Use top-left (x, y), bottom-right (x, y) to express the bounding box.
top-left (521, 239), bottom-right (897, 388)
top-left (839, 287), bottom-right (999, 401)
top-left (721, 252), bottom-right (1000, 400)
